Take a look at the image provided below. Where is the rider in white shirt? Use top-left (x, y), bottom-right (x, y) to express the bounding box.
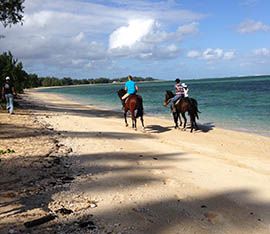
top-left (182, 83), bottom-right (189, 97)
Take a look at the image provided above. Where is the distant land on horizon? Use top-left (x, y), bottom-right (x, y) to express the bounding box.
top-left (183, 74), bottom-right (270, 81)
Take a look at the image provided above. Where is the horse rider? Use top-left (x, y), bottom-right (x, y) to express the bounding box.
top-left (182, 83), bottom-right (189, 97)
top-left (121, 75), bottom-right (138, 108)
top-left (170, 78), bottom-right (184, 112)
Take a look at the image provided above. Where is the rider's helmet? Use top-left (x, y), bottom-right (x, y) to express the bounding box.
top-left (175, 78), bottom-right (180, 83)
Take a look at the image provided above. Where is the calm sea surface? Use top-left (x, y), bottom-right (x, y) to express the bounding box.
top-left (38, 76), bottom-right (270, 136)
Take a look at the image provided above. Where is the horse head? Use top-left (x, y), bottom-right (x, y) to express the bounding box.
top-left (163, 90), bottom-right (174, 106)
top-left (117, 88), bottom-right (126, 99)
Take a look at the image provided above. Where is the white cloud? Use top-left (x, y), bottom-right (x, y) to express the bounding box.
top-left (224, 51), bottom-right (236, 60)
top-left (108, 20), bottom-right (196, 60)
top-left (253, 48), bottom-right (270, 56)
top-left (73, 32), bottom-right (85, 42)
top-left (109, 19), bottom-right (155, 49)
top-left (187, 50), bottom-right (201, 58)
top-left (240, 0), bottom-right (259, 7)
top-left (187, 48), bottom-right (235, 61)
top-left (142, 21), bottom-right (199, 44)
top-left (202, 48), bottom-right (223, 60)
top-left (176, 22), bottom-right (198, 36)
top-left (237, 19), bottom-right (270, 33)
top-left (108, 20), bottom-right (198, 51)
top-left (151, 44), bottom-right (181, 59)
top-left (0, 0), bottom-right (205, 77)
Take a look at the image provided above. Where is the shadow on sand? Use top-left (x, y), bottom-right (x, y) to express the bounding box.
top-left (1, 147), bottom-right (268, 233)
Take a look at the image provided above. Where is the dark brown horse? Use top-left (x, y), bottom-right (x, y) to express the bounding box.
top-left (117, 89), bottom-right (144, 130)
top-left (164, 91), bottom-right (200, 132)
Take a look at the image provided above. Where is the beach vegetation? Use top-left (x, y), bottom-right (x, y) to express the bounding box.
top-left (0, 51), bottom-right (27, 93)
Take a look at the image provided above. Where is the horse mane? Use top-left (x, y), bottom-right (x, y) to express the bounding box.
top-left (166, 90), bottom-right (175, 98)
top-left (117, 88), bottom-right (126, 98)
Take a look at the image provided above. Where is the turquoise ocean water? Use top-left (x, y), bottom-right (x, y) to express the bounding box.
top-left (38, 76), bottom-right (270, 136)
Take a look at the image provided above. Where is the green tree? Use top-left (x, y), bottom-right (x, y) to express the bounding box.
top-left (0, 0), bottom-right (25, 28)
top-left (0, 51), bottom-right (27, 93)
top-left (25, 73), bottom-right (41, 88)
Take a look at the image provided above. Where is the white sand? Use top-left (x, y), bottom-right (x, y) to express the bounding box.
top-left (23, 90), bottom-right (270, 233)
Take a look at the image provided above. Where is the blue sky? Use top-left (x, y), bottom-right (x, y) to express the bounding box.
top-left (0, 0), bottom-right (270, 80)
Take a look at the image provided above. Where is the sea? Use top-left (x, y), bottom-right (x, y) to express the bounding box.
top-left (38, 76), bottom-right (270, 137)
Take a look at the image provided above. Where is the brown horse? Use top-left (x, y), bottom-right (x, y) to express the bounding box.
top-left (117, 89), bottom-right (144, 130)
top-left (164, 91), bottom-right (200, 132)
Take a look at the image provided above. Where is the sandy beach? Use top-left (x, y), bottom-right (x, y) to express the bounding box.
top-left (0, 90), bottom-right (270, 233)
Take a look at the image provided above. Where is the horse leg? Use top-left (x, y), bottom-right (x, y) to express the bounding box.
top-left (178, 114), bottom-right (182, 126)
top-left (132, 117), bottom-right (137, 130)
top-left (173, 112), bottom-right (179, 129)
top-left (124, 111), bottom-right (128, 127)
top-left (140, 115), bottom-right (145, 129)
top-left (190, 114), bottom-right (195, 132)
top-left (194, 119), bottom-right (199, 130)
top-left (131, 111), bottom-right (137, 130)
top-left (134, 117), bottom-right (137, 130)
top-left (181, 112), bottom-right (187, 130)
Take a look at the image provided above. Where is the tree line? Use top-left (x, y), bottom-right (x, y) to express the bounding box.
top-left (0, 51), bottom-right (156, 93)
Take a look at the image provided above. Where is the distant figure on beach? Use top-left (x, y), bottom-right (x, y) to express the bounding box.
top-left (121, 75), bottom-right (138, 107)
top-left (182, 83), bottom-right (189, 97)
top-left (2, 76), bottom-right (16, 114)
top-left (169, 78), bottom-right (184, 112)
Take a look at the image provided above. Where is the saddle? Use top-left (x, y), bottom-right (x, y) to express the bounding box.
top-left (122, 95), bottom-right (134, 108)
top-left (122, 94), bottom-right (143, 111)
top-left (124, 94), bottom-right (137, 103)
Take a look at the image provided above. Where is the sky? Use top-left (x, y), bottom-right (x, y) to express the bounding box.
top-left (0, 0), bottom-right (270, 80)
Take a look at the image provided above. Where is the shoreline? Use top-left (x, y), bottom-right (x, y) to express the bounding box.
top-left (1, 90), bottom-right (269, 233)
top-left (24, 89), bottom-right (270, 175)
top-left (33, 87), bottom-right (270, 138)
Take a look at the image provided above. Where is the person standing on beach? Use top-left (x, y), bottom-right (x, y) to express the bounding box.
top-left (2, 76), bottom-right (16, 114)
top-left (170, 78), bottom-right (184, 112)
top-left (121, 75), bottom-right (138, 106)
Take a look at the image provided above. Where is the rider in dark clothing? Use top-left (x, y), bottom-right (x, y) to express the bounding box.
top-left (2, 76), bottom-right (16, 114)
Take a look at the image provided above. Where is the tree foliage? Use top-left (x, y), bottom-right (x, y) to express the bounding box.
top-left (0, 51), bottom-right (27, 93)
top-left (0, 0), bottom-right (25, 28)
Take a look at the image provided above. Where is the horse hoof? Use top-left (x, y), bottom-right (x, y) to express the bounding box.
top-left (126, 124), bottom-right (128, 127)
top-left (134, 128), bottom-right (137, 131)
top-left (182, 128), bottom-right (186, 131)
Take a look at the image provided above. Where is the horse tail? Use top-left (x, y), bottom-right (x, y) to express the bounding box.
top-left (186, 98), bottom-right (199, 120)
top-left (189, 98), bottom-right (200, 119)
top-left (136, 95), bottom-right (144, 118)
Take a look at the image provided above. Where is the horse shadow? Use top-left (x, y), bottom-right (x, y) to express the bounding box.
top-left (197, 122), bottom-right (215, 133)
top-left (145, 125), bottom-right (173, 133)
